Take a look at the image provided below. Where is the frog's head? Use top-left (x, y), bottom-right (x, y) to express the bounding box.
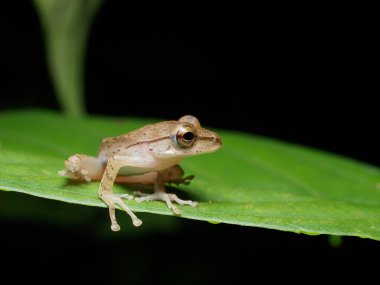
top-left (152, 115), bottom-right (222, 159)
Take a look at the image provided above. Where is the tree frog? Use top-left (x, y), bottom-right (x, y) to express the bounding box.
top-left (59, 115), bottom-right (222, 231)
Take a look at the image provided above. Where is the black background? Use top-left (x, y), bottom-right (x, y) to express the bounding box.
top-left (0, 1), bottom-right (378, 282)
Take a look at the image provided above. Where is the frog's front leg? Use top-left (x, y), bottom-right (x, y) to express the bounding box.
top-left (99, 158), bottom-right (142, 231)
top-left (134, 169), bottom-right (198, 215)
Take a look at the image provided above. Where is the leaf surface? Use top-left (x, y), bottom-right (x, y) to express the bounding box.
top-left (1, 110), bottom-right (380, 240)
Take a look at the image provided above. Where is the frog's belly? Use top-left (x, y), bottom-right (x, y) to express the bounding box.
top-left (117, 157), bottom-right (181, 176)
top-left (98, 155), bottom-right (154, 176)
top-left (100, 154), bottom-right (181, 176)
top-left (118, 166), bottom-right (153, 176)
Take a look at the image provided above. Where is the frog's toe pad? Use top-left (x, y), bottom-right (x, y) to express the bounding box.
top-left (101, 193), bottom-right (142, 231)
top-left (134, 191), bottom-right (198, 215)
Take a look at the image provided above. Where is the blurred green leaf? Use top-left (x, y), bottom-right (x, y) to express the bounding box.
top-left (1, 110), bottom-right (380, 240)
top-left (33, 0), bottom-right (103, 117)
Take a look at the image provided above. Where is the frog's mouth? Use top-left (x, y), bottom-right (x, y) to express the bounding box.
top-left (191, 135), bottom-right (222, 154)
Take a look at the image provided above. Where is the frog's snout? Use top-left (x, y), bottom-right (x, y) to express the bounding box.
top-left (213, 133), bottom-right (222, 146)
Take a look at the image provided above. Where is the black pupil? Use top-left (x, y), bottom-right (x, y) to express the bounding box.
top-left (183, 132), bottom-right (194, 141)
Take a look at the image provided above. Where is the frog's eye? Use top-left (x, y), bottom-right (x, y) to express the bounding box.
top-left (175, 125), bottom-right (196, 148)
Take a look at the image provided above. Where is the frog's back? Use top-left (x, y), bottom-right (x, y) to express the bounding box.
top-left (97, 121), bottom-right (177, 158)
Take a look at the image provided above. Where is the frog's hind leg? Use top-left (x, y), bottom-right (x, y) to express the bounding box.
top-left (134, 167), bottom-right (197, 215)
top-left (115, 165), bottom-right (194, 185)
top-left (58, 154), bottom-right (105, 182)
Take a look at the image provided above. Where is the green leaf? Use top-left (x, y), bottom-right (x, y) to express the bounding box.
top-left (1, 110), bottom-right (380, 240)
top-left (33, 0), bottom-right (103, 117)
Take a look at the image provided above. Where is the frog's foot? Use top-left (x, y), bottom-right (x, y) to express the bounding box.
top-left (160, 165), bottom-right (195, 185)
top-left (58, 154), bottom-right (104, 182)
top-left (170, 175), bottom-right (195, 186)
top-left (100, 193), bottom-right (142, 231)
top-left (134, 190), bottom-right (198, 215)
top-left (58, 155), bottom-right (91, 182)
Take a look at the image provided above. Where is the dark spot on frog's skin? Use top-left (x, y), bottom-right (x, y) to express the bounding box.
top-left (117, 148), bottom-right (121, 152)
top-left (149, 148), bottom-right (153, 151)
top-left (144, 133), bottom-right (147, 136)
top-left (105, 169), bottom-right (112, 181)
top-left (167, 145), bottom-right (171, 150)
